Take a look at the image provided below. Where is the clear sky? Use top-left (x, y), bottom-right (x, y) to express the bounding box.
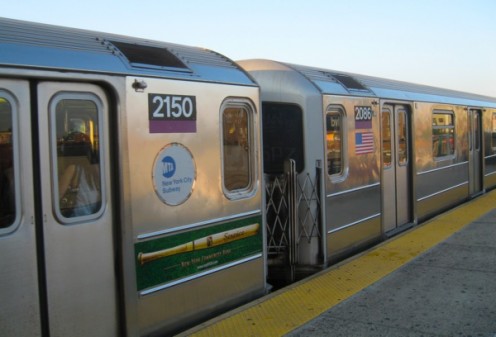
top-left (3, 0), bottom-right (496, 97)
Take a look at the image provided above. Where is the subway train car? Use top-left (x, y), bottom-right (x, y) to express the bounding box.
top-left (2, 17), bottom-right (496, 336)
top-left (238, 59), bottom-right (496, 283)
top-left (0, 18), bottom-right (265, 336)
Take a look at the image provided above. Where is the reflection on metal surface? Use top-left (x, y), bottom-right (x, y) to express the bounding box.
top-left (136, 210), bottom-right (262, 240)
top-left (417, 161), bottom-right (468, 175)
top-left (328, 213), bottom-right (381, 234)
top-left (139, 254), bottom-right (262, 296)
top-left (416, 181), bottom-right (467, 202)
top-left (327, 182), bottom-right (380, 198)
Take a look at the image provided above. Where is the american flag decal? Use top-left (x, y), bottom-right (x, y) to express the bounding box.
top-left (355, 132), bottom-right (374, 155)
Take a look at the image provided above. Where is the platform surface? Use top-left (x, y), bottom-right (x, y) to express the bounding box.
top-left (182, 189), bottom-right (496, 337)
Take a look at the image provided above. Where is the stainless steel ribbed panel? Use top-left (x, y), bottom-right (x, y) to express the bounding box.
top-left (0, 17), bottom-right (254, 85)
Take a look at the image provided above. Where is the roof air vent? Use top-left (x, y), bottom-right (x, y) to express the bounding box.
top-left (331, 73), bottom-right (368, 91)
top-left (110, 40), bottom-right (188, 69)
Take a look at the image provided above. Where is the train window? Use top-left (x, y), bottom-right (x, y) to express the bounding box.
top-left (0, 95), bottom-right (15, 228)
top-left (432, 110), bottom-right (455, 159)
top-left (382, 110), bottom-right (392, 169)
top-left (51, 94), bottom-right (104, 221)
top-left (221, 100), bottom-right (255, 197)
top-left (474, 112), bottom-right (480, 151)
top-left (398, 110), bottom-right (408, 165)
top-left (326, 107), bottom-right (345, 176)
top-left (492, 113), bottom-right (496, 150)
top-left (262, 103), bottom-right (304, 174)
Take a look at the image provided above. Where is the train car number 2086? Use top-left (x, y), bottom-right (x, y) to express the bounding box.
top-left (149, 94), bottom-right (197, 121)
top-left (354, 106), bottom-right (372, 121)
top-left (354, 106), bottom-right (373, 129)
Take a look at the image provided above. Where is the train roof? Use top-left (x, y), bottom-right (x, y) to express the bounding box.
top-left (240, 59), bottom-right (496, 108)
top-left (0, 17), bottom-right (256, 86)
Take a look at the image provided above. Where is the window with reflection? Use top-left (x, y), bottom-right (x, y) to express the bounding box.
top-left (222, 104), bottom-right (253, 193)
top-left (382, 110), bottom-right (392, 169)
top-left (492, 113), bottom-right (496, 150)
top-left (0, 96), bottom-right (15, 228)
top-left (474, 112), bottom-right (480, 151)
top-left (54, 98), bottom-right (102, 219)
top-left (326, 108), bottom-right (345, 176)
top-left (432, 111), bottom-right (455, 158)
top-left (397, 110), bottom-right (408, 165)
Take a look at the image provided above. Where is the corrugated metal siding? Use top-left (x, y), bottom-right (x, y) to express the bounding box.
top-left (288, 63), bottom-right (374, 96)
top-left (0, 19), bottom-right (111, 53)
top-left (167, 45), bottom-right (238, 69)
top-left (284, 61), bottom-right (496, 107)
top-left (0, 18), bottom-right (250, 84)
top-left (289, 64), bottom-right (337, 82)
top-left (353, 73), bottom-right (496, 103)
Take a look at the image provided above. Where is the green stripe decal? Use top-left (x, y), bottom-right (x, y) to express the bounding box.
top-left (135, 215), bottom-right (262, 292)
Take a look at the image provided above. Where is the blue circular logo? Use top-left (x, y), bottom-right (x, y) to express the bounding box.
top-left (162, 156), bottom-right (176, 178)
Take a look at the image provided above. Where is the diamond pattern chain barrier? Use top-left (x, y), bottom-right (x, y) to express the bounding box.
top-left (264, 162), bottom-right (321, 269)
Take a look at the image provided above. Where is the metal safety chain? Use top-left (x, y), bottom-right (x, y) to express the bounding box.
top-left (264, 159), bottom-right (322, 282)
top-left (296, 161), bottom-right (322, 243)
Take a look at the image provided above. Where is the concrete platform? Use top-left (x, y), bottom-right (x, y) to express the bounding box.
top-left (182, 189), bottom-right (496, 337)
top-left (288, 210), bottom-right (496, 336)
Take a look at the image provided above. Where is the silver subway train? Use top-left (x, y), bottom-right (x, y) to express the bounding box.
top-left (0, 18), bottom-right (264, 336)
top-left (238, 59), bottom-right (496, 284)
top-left (1, 18), bottom-right (496, 336)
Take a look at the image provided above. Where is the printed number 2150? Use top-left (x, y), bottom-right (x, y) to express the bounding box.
top-left (151, 95), bottom-right (195, 119)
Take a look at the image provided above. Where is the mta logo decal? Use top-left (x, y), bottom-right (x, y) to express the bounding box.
top-left (162, 156), bottom-right (176, 178)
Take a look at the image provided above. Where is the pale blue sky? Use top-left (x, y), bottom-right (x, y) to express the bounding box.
top-left (3, 0), bottom-right (496, 97)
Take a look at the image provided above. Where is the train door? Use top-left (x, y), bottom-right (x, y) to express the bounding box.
top-left (37, 82), bottom-right (118, 336)
top-left (468, 108), bottom-right (483, 196)
top-left (0, 79), bottom-right (41, 336)
top-left (382, 104), bottom-right (412, 233)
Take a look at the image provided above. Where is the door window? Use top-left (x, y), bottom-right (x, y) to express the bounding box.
top-left (397, 110), bottom-right (408, 165)
top-left (382, 110), bottom-right (392, 169)
top-left (474, 112), bottom-right (480, 151)
top-left (492, 113), bottom-right (496, 150)
top-left (0, 94), bottom-right (16, 228)
top-left (51, 94), bottom-right (104, 221)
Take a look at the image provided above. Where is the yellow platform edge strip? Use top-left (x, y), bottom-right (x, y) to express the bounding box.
top-left (188, 190), bottom-right (496, 337)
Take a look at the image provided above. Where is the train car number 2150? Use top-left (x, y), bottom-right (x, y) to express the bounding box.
top-left (149, 94), bottom-right (197, 120)
top-left (148, 94), bottom-right (197, 133)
